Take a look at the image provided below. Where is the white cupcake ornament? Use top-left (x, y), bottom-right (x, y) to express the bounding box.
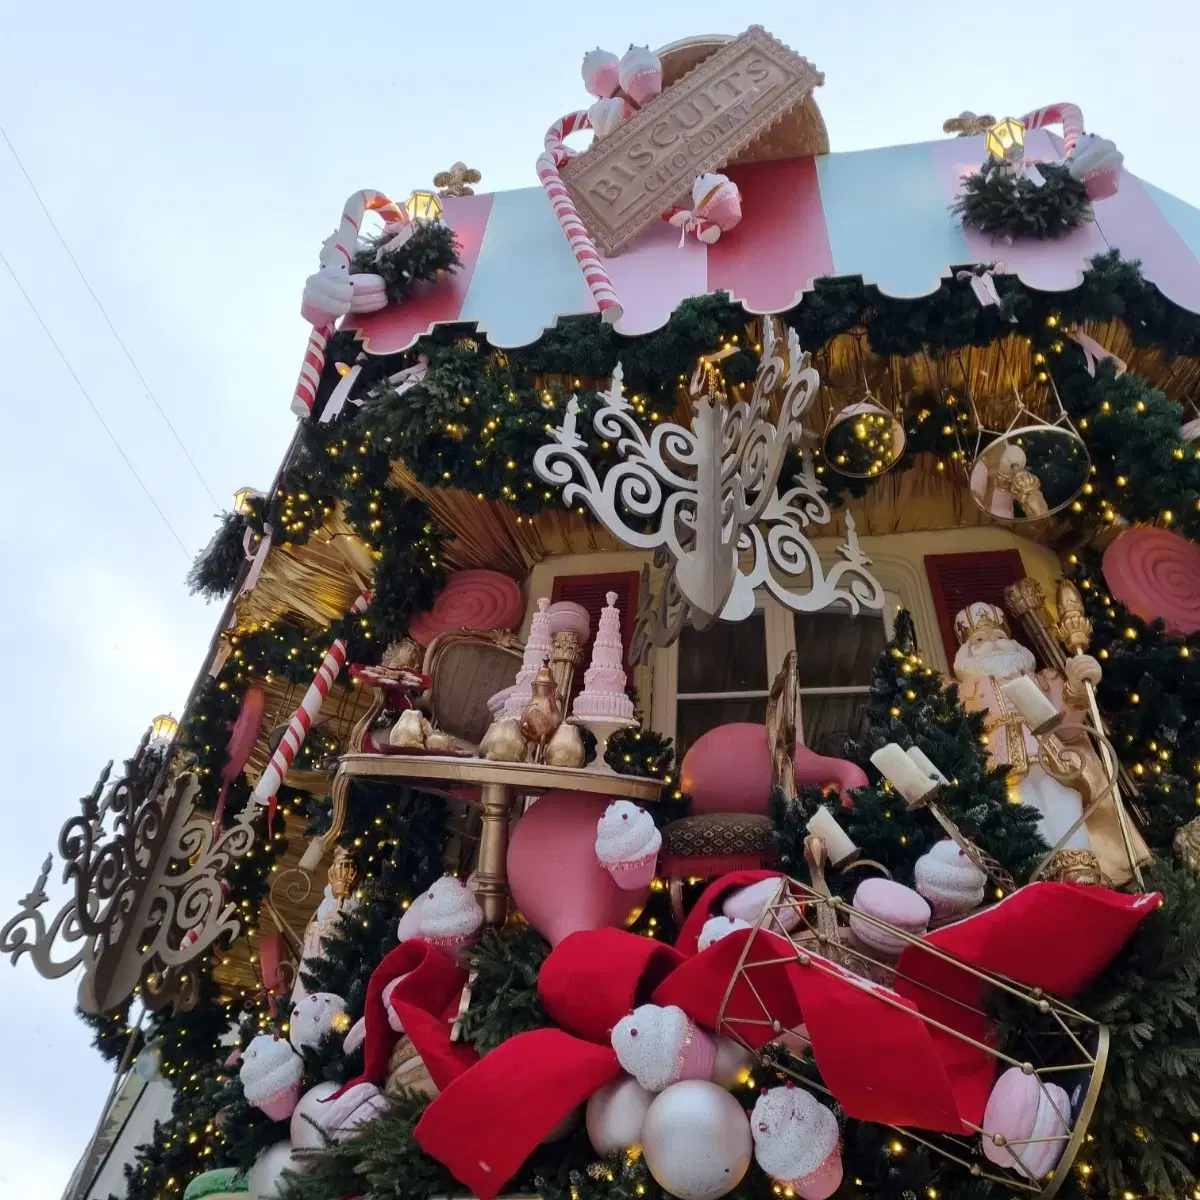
top-left (239, 1034), bottom-right (304, 1121)
top-left (698, 915), bottom-right (751, 952)
top-left (612, 1003), bottom-right (717, 1093)
top-left (913, 839), bottom-right (987, 917)
top-left (582, 47), bottom-right (621, 99)
top-left (619, 45), bottom-right (663, 107)
top-left (751, 1085), bottom-right (843, 1200)
top-left (419, 875), bottom-right (483, 955)
top-left (288, 991), bottom-right (349, 1054)
top-left (595, 800), bottom-right (662, 890)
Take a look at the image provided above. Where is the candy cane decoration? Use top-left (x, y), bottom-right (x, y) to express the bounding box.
top-left (538, 111), bottom-right (623, 324)
top-left (1019, 103), bottom-right (1085, 158)
top-left (250, 590), bottom-right (372, 824)
top-left (291, 191), bottom-right (406, 418)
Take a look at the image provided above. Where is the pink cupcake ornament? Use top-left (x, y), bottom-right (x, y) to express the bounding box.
top-left (611, 1003), bottom-right (717, 1093)
top-left (751, 1085), bottom-right (843, 1200)
top-left (619, 45), bottom-right (663, 107)
top-left (849, 878), bottom-right (930, 956)
top-left (418, 875), bottom-right (483, 955)
top-left (1066, 133), bottom-right (1123, 201)
top-left (582, 48), bottom-right (622, 99)
top-left (723, 877), bottom-right (802, 933)
top-left (595, 800), bottom-right (662, 890)
top-left (913, 840), bottom-right (987, 917)
top-left (288, 991), bottom-right (349, 1054)
top-left (981, 1068), bottom-right (1072, 1181)
top-left (239, 1034), bottom-right (304, 1121)
top-left (692, 173), bottom-right (742, 236)
top-left (698, 915), bottom-right (751, 952)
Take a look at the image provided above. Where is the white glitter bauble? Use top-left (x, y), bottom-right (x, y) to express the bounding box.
top-left (250, 1141), bottom-right (301, 1199)
top-left (586, 1075), bottom-right (654, 1155)
top-left (711, 1036), bottom-right (755, 1089)
top-left (642, 1080), bottom-right (752, 1200)
top-left (288, 992), bottom-right (348, 1053)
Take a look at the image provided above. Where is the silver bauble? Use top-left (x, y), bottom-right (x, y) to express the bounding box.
top-left (250, 1141), bottom-right (301, 1200)
top-left (711, 1037), bottom-right (754, 1089)
top-left (133, 1042), bottom-right (162, 1082)
top-left (642, 1080), bottom-right (752, 1200)
top-left (586, 1075), bottom-right (654, 1155)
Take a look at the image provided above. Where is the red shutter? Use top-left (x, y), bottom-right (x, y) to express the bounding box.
top-left (925, 550), bottom-right (1028, 666)
top-left (551, 571), bottom-right (640, 705)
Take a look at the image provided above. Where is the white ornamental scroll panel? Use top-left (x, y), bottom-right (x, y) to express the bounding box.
top-left (533, 319), bottom-right (885, 657)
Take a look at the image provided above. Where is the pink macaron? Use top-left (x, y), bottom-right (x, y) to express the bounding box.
top-left (981, 1067), bottom-right (1072, 1180)
top-left (848, 878), bottom-right (931, 957)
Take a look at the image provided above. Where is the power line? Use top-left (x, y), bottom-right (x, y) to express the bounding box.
top-left (0, 251), bottom-right (193, 559)
top-left (0, 123), bottom-right (221, 508)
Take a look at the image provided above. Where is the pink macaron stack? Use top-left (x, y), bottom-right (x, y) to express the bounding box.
top-left (848, 878), bottom-right (931, 957)
top-left (981, 1067), bottom-right (1072, 1181)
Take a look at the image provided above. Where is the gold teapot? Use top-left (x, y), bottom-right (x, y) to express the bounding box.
top-left (520, 663), bottom-right (563, 755)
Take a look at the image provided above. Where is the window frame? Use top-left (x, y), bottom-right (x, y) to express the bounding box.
top-left (653, 593), bottom-right (898, 750)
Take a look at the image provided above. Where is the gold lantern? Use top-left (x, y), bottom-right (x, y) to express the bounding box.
top-left (232, 487), bottom-right (261, 515)
top-left (405, 188), bottom-right (444, 224)
top-left (149, 714), bottom-right (179, 745)
top-left (986, 117), bottom-right (1026, 163)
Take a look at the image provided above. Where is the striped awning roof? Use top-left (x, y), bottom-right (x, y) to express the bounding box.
top-left (349, 128), bottom-right (1200, 354)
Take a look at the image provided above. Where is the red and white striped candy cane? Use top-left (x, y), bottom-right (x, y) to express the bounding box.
top-left (249, 590), bottom-right (372, 821)
top-left (290, 190), bottom-right (406, 418)
top-left (538, 111), bottom-right (623, 324)
top-left (1019, 103), bottom-right (1085, 158)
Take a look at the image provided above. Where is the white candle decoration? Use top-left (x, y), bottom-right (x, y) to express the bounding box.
top-left (905, 745), bottom-right (948, 787)
top-left (805, 807), bottom-right (859, 865)
top-left (999, 676), bottom-right (1060, 731)
top-left (871, 743), bottom-right (939, 804)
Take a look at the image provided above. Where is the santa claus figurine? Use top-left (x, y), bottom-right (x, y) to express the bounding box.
top-left (951, 602), bottom-right (1147, 885)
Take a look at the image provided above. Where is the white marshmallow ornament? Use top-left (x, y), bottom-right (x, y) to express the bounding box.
top-left (419, 875), bottom-right (483, 954)
top-left (582, 47), bottom-right (621, 99)
top-left (913, 839), bottom-right (987, 917)
top-left (596, 800), bottom-right (662, 890)
top-left (751, 1085), bottom-right (843, 1200)
top-left (586, 1075), bottom-right (655, 1155)
top-left (642, 1080), bottom-right (753, 1200)
top-left (239, 1035), bottom-right (304, 1122)
top-left (698, 916), bottom-right (751, 951)
top-left (291, 1080), bottom-right (389, 1150)
top-left (612, 1003), bottom-right (717, 1092)
top-left (619, 45), bottom-right (663, 107)
top-left (723, 877), bottom-right (801, 932)
top-left (288, 992), bottom-right (349, 1054)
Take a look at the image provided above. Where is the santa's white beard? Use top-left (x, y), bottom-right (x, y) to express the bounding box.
top-left (954, 640), bottom-right (1037, 683)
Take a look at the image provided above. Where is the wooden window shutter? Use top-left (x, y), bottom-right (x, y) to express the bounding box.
top-left (925, 550), bottom-right (1027, 666)
top-left (550, 571), bottom-right (640, 704)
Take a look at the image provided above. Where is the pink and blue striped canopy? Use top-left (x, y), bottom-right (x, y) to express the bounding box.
top-left (350, 129), bottom-right (1200, 354)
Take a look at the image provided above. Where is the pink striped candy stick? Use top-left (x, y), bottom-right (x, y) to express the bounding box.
top-left (1019, 103), bottom-right (1085, 158)
top-left (291, 190), bottom-right (407, 418)
top-left (537, 111), bottom-right (623, 324)
top-left (249, 590), bottom-right (372, 827)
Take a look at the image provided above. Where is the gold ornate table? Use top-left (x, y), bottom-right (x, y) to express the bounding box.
top-left (303, 753), bottom-right (661, 923)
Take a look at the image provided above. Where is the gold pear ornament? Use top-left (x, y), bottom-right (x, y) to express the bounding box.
top-left (545, 720), bottom-right (586, 768)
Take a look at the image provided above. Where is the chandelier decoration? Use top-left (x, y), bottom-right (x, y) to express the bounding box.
top-left (534, 318), bottom-right (885, 653)
top-left (1, 733), bottom-right (258, 1014)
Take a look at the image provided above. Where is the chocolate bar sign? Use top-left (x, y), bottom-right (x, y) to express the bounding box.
top-left (560, 27), bottom-right (823, 255)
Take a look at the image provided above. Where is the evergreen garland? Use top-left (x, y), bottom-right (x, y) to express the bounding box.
top-left (187, 511), bottom-right (251, 600)
top-left (952, 161), bottom-right (1092, 240)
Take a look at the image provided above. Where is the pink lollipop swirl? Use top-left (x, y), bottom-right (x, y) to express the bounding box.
top-left (1102, 526), bottom-right (1200, 635)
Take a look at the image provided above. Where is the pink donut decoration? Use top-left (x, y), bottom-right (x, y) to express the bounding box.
top-left (407, 570), bottom-right (524, 646)
top-left (546, 600), bottom-right (592, 646)
top-left (1102, 526), bottom-right (1200, 635)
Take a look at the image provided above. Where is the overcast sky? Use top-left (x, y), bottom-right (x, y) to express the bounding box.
top-left (0, 2), bottom-right (1196, 1197)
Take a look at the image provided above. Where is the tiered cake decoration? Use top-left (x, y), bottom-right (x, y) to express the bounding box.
top-left (571, 590), bottom-right (637, 771)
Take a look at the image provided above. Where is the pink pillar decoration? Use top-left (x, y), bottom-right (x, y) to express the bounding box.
top-left (1102, 526), bottom-right (1200, 635)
